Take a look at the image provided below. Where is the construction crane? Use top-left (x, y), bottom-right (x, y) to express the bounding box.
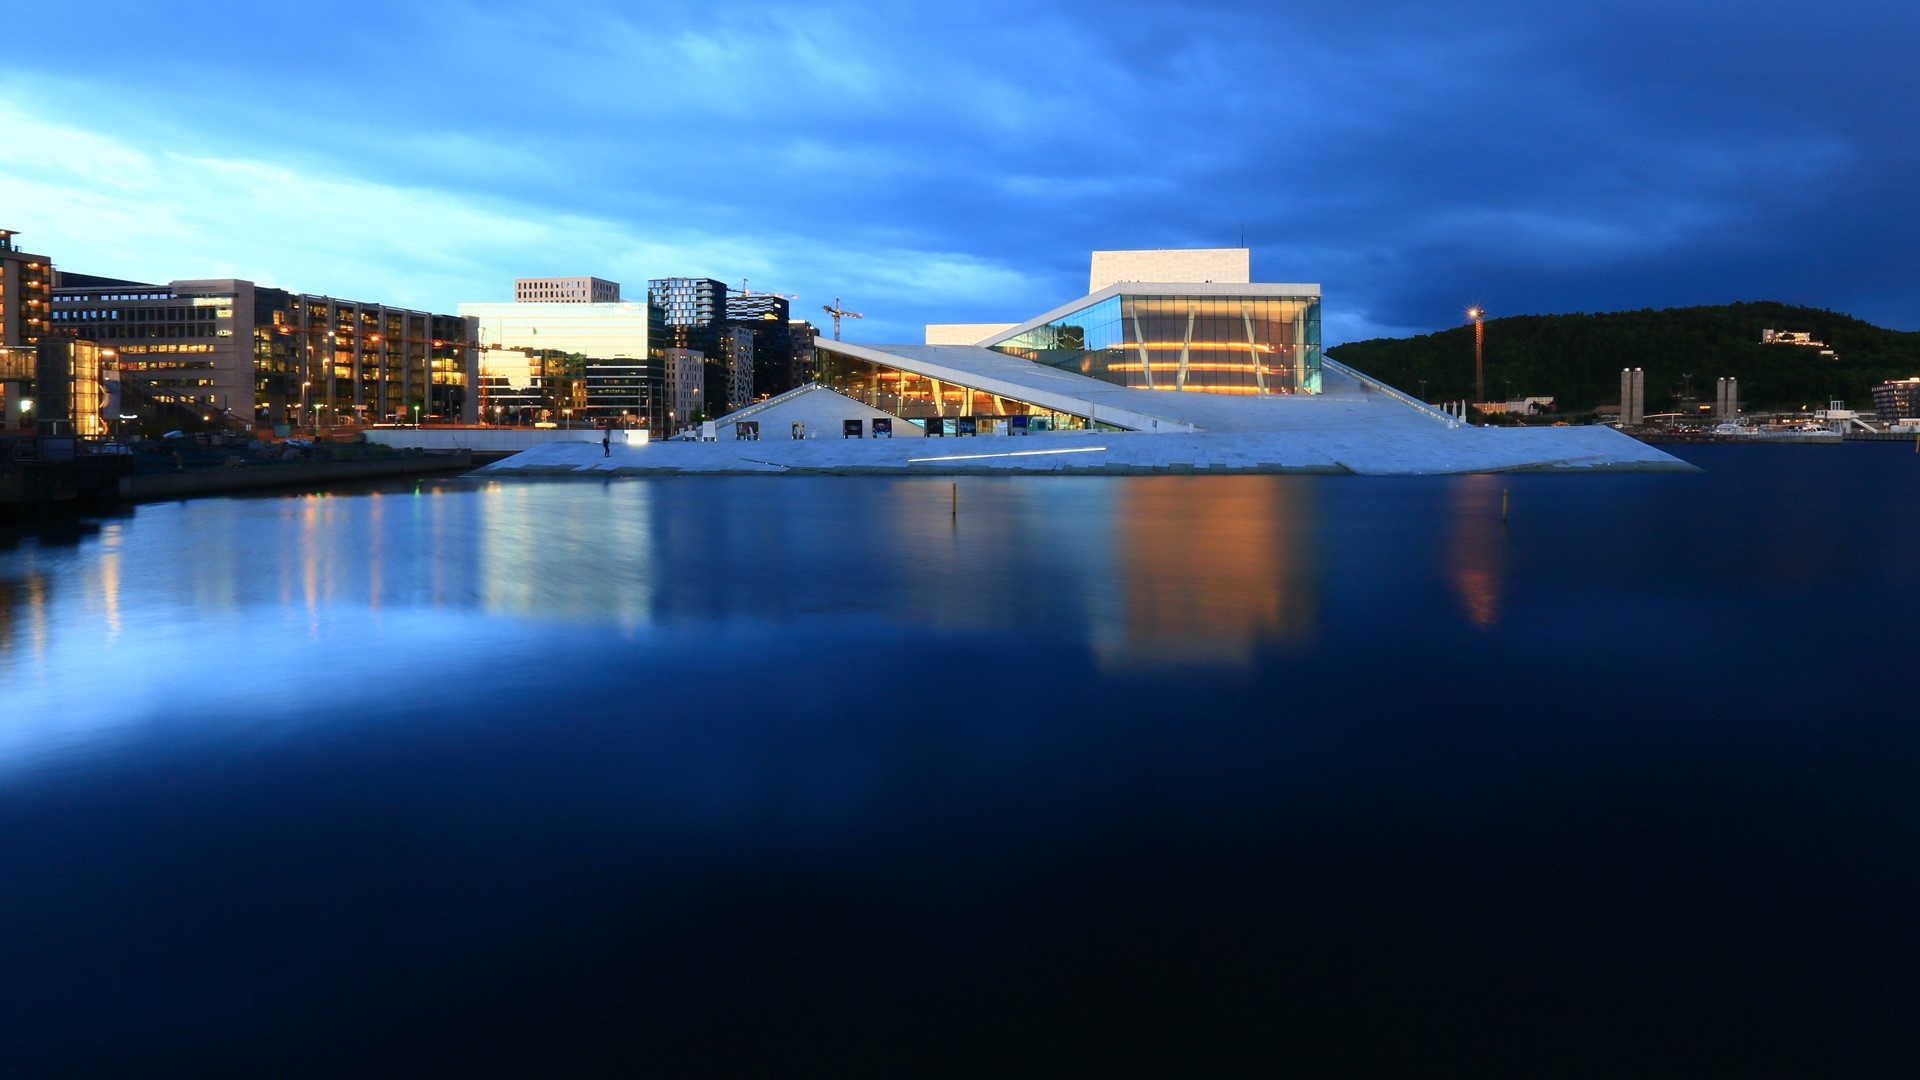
top-left (736, 279), bottom-right (797, 300)
top-left (822, 297), bottom-right (863, 341)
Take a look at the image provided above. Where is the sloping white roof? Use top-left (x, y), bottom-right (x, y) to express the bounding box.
top-left (818, 341), bottom-right (1452, 434)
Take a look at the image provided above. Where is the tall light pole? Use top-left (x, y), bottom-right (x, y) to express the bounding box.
top-left (1466, 307), bottom-right (1486, 404)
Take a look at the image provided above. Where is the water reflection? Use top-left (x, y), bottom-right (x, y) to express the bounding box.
top-left (0, 572), bottom-right (49, 661)
top-left (1446, 475), bottom-right (1508, 628)
top-left (0, 476), bottom-right (1334, 693)
top-left (1102, 477), bottom-right (1317, 667)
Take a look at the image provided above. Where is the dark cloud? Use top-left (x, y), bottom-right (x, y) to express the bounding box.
top-left (12, 0), bottom-right (1918, 338)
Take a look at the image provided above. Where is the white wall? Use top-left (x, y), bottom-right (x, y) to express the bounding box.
top-left (1089, 249), bottom-right (1250, 292)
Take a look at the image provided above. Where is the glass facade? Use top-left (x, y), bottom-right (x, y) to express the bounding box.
top-left (992, 292), bottom-right (1321, 395)
top-left (459, 301), bottom-right (675, 429)
top-left (813, 343), bottom-right (1115, 432)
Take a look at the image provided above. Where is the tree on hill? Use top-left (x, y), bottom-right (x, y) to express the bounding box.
top-left (1326, 302), bottom-right (1920, 413)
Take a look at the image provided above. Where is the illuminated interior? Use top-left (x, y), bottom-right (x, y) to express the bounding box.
top-left (812, 345), bottom-right (1117, 432)
top-left (990, 293), bottom-right (1321, 395)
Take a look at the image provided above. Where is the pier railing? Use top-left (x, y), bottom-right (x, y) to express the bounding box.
top-left (1321, 358), bottom-right (1458, 425)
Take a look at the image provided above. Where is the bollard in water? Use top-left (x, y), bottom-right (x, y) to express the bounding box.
top-left (1502, 487), bottom-right (1509, 521)
top-left (951, 482), bottom-right (957, 519)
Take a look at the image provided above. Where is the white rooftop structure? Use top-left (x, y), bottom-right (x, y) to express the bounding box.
top-left (1089, 248), bottom-right (1249, 292)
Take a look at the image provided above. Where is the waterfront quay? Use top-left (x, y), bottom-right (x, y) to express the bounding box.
top-left (479, 424), bottom-right (1691, 477)
top-left (2, 431), bottom-right (471, 515)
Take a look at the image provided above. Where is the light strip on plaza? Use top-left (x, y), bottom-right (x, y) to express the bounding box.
top-left (908, 446), bottom-right (1108, 463)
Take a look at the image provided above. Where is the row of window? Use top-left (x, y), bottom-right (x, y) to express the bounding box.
top-left (62, 324), bottom-right (223, 340)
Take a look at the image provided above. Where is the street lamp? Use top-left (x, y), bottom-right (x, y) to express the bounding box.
top-left (301, 381), bottom-right (311, 429)
top-left (413, 404), bottom-right (420, 428)
top-left (314, 403), bottom-right (326, 434)
top-left (1466, 307), bottom-right (1486, 405)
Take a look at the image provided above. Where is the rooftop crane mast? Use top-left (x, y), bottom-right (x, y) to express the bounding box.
top-left (822, 297), bottom-right (863, 340)
top-left (736, 279), bottom-right (797, 301)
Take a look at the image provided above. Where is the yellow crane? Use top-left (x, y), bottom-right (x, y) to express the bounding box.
top-left (822, 297), bottom-right (863, 341)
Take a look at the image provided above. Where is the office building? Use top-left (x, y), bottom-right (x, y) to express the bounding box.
top-left (461, 283), bottom-right (696, 430)
top-left (650, 277), bottom-right (727, 328)
top-left (50, 274), bottom-right (476, 427)
top-left (662, 347), bottom-right (704, 429)
top-left (1, 228), bottom-right (52, 348)
top-left (649, 277), bottom-right (752, 415)
top-left (2, 229), bottom-right (54, 431)
top-left (788, 320), bottom-right (820, 387)
top-left (1871, 377), bottom-right (1920, 422)
top-left (725, 291), bottom-right (794, 399)
top-left (32, 339), bottom-right (113, 436)
top-left (515, 277), bottom-right (621, 303)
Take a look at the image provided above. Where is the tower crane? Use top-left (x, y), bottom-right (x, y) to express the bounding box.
top-left (736, 279), bottom-right (797, 300)
top-left (822, 297), bottom-right (863, 341)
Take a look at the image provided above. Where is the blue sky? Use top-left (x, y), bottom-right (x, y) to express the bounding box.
top-left (2, 0), bottom-right (1914, 344)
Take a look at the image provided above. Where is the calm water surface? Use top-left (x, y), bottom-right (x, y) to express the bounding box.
top-left (4, 445), bottom-right (1918, 1074)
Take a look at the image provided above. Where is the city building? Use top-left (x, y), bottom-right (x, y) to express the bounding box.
top-left (650, 277), bottom-right (727, 327)
top-left (662, 347), bottom-right (704, 429)
top-left (725, 291), bottom-right (794, 399)
top-left (1, 228), bottom-right (55, 431)
top-left (31, 339), bottom-right (112, 436)
top-left (1871, 377), bottom-right (1920, 422)
top-left (461, 283), bottom-right (696, 430)
top-left (50, 274), bottom-right (476, 428)
top-left (1, 228), bottom-right (52, 348)
top-left (648, 277), bottom-right (753, 416)
top-left (515, 277), bottom-right (621, 303)
top-left (0, 344), bottom-right (32, 433)
top-left (788, 320), bottom-right (820, 387)
top-left (486, 249), bottom-right (1689, 474)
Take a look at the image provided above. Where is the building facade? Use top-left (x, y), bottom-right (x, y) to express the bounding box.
top-left (724, 291), bottom-right (794, 399)
top-left (797, 250), bottom-right (1327, 434)
top-left (649, 277), bottom-right (728, 328)
top-left (788, 320), bottom-right (819, 388)
top-left (1, 229), bottom-right (54, 431)
top-left (50, 275), bottom-right (476, 428)
top-left (0, 229), bottom-right (52, 349)
top-left (987, 285), bottom-right (1321, 396)
top-left (1088, 247), bottom-right (1250, 293)
top-left (649, 277), bottom-right (753, 416)
top-left (32, 339), bottom-right (112, 436)
top-left (1871, 377), bottom-right (1920, 421)
top-left (515, 277), bottom-right (621, 303)
top-left (460, 292), bottom-right (694, 430)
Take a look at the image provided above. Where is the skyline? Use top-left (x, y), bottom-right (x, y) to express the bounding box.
top-left (3, 0), bottom-right (1916, 345)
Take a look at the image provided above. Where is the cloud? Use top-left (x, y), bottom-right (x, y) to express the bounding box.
top-left (5, 0), bottom-right (1919, 342)
top-left (0, 91), bottom-right (1049, 340)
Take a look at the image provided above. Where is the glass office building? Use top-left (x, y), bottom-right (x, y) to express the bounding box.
top-left (459, 300), bottom-right (691, 430)
top-left (989, 290), bottom-right (1321, 395)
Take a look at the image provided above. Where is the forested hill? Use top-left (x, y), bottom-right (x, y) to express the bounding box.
top-left (1325, 302), bottom-right (1920, 413)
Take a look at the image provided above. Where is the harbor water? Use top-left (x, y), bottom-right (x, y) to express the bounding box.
top-left (3, 443), bottom-right (1918, 1074)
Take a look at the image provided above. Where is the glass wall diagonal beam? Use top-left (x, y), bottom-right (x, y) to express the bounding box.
top-left (990, 292), bottom-right (1321, 396)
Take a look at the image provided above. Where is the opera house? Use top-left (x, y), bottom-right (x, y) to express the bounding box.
top-left (481, 248), bottom-right (1690, 475)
